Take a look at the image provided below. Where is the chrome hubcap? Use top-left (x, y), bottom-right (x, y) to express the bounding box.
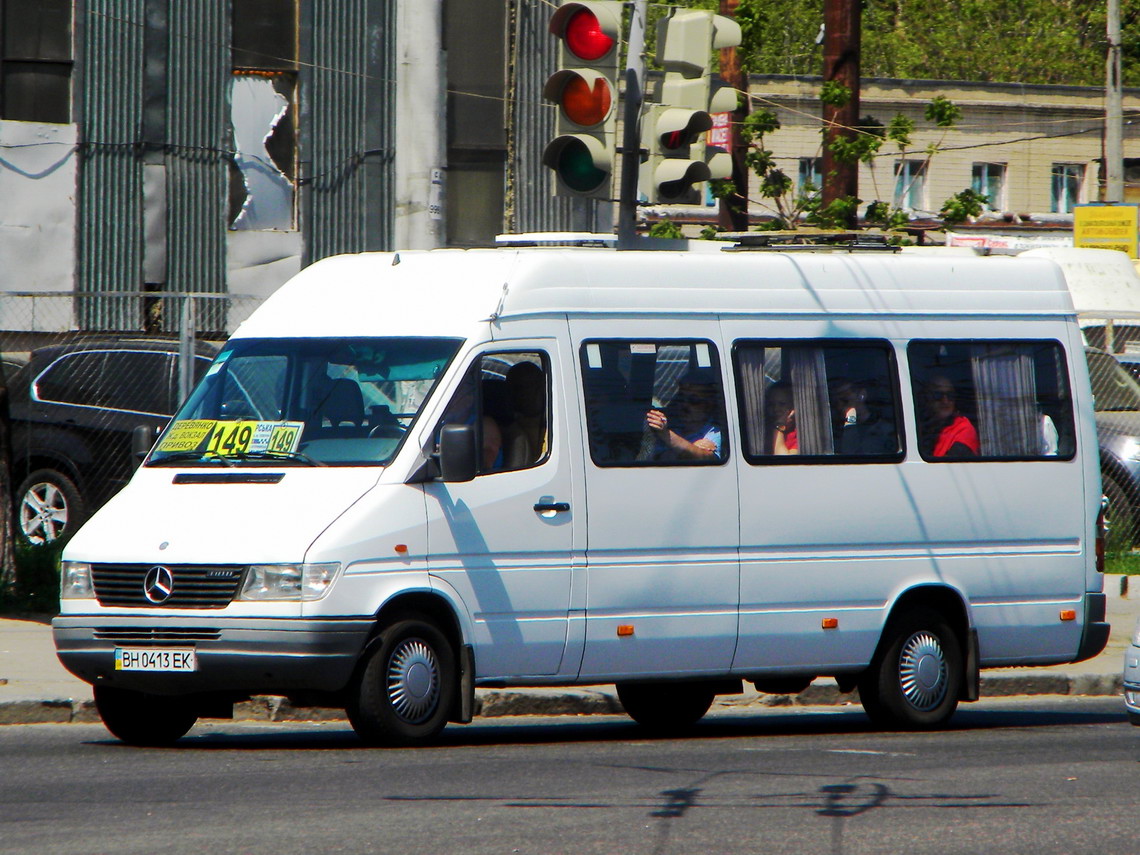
top-left (898, 630), bottom-right (947, 712)
top-left (20, 482), bottom-right (68, 544)
top-left (386, 638), bottom-right (440, 724)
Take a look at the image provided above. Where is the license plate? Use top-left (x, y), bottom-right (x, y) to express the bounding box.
top-left (114, 647), bottom-right (197, 672)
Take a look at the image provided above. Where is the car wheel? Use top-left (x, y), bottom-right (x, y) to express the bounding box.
top-left (16, 469), bottom-right (86, 546)
top-left (858, 607), bottom-right (962, 730)
top-left (615, 682), bottom-right (715, 734)
top-left (94, 686), bottom-right (198, 746)
top-left (346, 615), bottom-right (456, 747)
top-left (1103, 474), bottom-right (1136, 555)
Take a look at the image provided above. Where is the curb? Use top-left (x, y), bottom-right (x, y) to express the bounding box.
top-left (0, 673), bottom-right (1124, 727)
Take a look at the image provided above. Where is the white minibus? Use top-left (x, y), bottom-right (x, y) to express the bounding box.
top-left (53, 245), bottom-right (1109, 745)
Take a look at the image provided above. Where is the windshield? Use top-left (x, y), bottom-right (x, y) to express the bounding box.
top-left (1087, 351), bottom-right (1140, 413)
top-left (148, 337), bottom-right (461, 466)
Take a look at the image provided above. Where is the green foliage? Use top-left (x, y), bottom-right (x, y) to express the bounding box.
top-left (864, 200), bottom-right (912, 230)
top-left (805, 196), bottom-right (861, 230)
top-left (0, 541), bottom-right (62, 616)
top-left (939, 188), bottom-right (990, 224)
top-left (648, 219), bottom-right (684, 239)
top-left (886, 115), bottom-right (915, 150)
top-left (699, 225), bottom-right (725, 240)
top-left (924, 95), bottom-right (962, 128)
top-left (819, 80), bottom-right (851, 108)
top-left (711, 0), bottom-right (1140, 88)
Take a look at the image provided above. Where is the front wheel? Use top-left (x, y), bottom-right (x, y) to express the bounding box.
top-left (616, 682), bottom-right (715, 734)
top-left (94, 686), bottom-right (198, 746)
top-left (346, 616), bottom-right (456, 747)
top-left (858, 608), bottom-right (962, 730)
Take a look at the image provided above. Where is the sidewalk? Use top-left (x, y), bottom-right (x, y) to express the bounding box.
top-left (2, 578), bottom-right (1136, 726)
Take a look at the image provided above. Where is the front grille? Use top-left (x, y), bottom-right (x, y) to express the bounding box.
top-left (92, 564), bottom-right (244, 608)
top-left (93, 627), bottom-right (222, 643)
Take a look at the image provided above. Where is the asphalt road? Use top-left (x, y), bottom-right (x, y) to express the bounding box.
top-left (1, 698), bottom-right (1136, 855)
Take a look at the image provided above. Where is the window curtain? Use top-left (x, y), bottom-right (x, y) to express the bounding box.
top-left (970, 344), bottom-right (1038, 456)
top-left (736, 347), bottom-right (767, 456)
top-left (787, 347), bottom-right (834, 455)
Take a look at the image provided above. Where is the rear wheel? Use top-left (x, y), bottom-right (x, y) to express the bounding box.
top-left (615, 682), bottom-right (715, 734)
top-left (858, 608), bottom-right (962, 730)
top-left (346, 616), bottom-right (456, 746)
top-left (94, 686), bottom-right (198, 746)
top-left (17, 469), bottom-right (86, 545)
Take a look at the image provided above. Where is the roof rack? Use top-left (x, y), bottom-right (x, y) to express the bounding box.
top-left (720, 230), bottom-right (903, 253)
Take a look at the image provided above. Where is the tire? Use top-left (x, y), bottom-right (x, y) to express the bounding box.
top-left (1103, 474), bottom-right (1136, 556)
top-left (615, 682), bottom-right (715, 734)
top-left (346, 616), bottom-right (456, 747)
top-left (94, 686), bottom-right (198, 746)
top-left (16, 468), bottom-right (87, 546)
top-left (858, 608), bottom-right (962, 730)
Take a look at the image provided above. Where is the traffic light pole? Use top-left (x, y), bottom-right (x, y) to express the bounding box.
top-left (616, 0), bottom-right (647, 249)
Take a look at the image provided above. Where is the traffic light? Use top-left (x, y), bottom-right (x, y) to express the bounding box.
top-left (641, 9), bottom-right (741, 204)
top-left (542, 1), bottom-right (622, 199)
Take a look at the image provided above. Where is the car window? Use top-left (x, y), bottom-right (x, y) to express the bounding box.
top-left (102, 351), bottom-right (174, 414)
top-left (35, 352), bottom-right (110, 407)
top-left (1088, 350), bottom-right (1140, 412)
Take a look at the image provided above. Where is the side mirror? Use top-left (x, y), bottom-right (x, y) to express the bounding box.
top-left (131, 423), bottom-right (160, 465)
top-left (438, 423), bottom-right (477, 483)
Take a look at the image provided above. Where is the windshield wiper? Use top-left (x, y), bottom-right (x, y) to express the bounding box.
top-left (147, 451), bottom-right (234, 467)
top-left (230, 450), bottom-right (327, 467)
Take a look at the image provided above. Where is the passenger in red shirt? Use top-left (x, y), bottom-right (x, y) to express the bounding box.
top-left (922, 375), bottom-right (979, 458)
top-left (768, 381), bottom-right (798, 455)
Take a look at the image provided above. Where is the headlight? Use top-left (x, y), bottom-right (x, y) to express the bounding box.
top-left (60, 561), bottom-right (94, 599)
top-left (239, 563), bottom-right (340, 601)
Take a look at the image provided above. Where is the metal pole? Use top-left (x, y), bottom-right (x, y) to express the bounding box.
top-left (178, 296), bottom-right (197, 405)
top-left (1106, 0), bottom-right (1124, 201)
top-left (617, 0), bottom-right (647, 247)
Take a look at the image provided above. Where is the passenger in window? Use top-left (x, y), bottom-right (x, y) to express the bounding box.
top-left (921, 375), bottom-right (979, 458)
top-left (503, 361), bottom-right (547, 469)
top-left (767, 381), bottom-right (798, 455)
top-left (645, 379), bottom-right (723, 461)
top-left (438, 375), bottom-right (503, 471)
top-left (831, 378), bottom-right (896, 455)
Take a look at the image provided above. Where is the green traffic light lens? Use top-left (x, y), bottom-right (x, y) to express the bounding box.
top-left (557, 139), bottom-right (606, 193)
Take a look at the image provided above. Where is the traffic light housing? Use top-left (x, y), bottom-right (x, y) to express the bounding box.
top-left (641, 9), bottom-right (741, 204)
top-left (542, 2), bottom-right (622, 199)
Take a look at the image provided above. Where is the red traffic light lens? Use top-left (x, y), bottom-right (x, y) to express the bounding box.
top-left (565, 8), bottom-right (615, 61)
top-left (560, 75), bottom-right (612, 127)
top-left (661, 129), bottom-right (687, 150)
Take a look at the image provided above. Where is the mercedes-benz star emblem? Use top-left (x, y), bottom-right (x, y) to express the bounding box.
top-left (143, 565), bottom-right (174, 604)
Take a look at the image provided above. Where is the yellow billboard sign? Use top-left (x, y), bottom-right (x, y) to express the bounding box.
top-left (1073, 204), bottom-right (1139, 258)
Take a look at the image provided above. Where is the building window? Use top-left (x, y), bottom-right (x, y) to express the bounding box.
top-left (1052, 163), bottom-right (1084, 213)
top-left (0, 0), bottom-right (72, 123)
top-left (894, 159), bottom-right (927, 212)
top-left (971, 163), bottom-right (1006, 211)
top-left (797, 157), bottom-right (822, 200)
top-left (229, 0), bottom-right (298, 231)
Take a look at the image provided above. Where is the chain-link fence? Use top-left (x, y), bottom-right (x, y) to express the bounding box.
top-left (2, 290), bottom-right (264, 546)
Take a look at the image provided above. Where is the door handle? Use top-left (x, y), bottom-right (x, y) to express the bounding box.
top-left (533, 501), bottom-right (570, 513)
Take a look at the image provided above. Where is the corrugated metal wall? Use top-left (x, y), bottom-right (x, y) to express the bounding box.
top-left (303, 0), bottom-right (395, 261)
top-left (166, 4), bottom-right (228, 304)
top-left (78, 0), bottom-right (147, 329)
top-left (511, 0), bottom-right (598, 234)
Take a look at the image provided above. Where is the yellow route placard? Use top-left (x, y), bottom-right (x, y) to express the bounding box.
top-left (1074, 204), bottom-right (1139, 258)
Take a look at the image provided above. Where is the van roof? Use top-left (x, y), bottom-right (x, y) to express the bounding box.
top-left (232, 248), bottom-right (1075, 339)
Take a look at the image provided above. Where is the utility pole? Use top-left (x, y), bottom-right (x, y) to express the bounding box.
top-left (617, 0), bottom-right (648, 246)
top-left (717, 0), bottom-right (749, 231)
top-left (1106, 0), bottom-right (1124, 202)
top-left (820, 0), bottom-right (860, 227)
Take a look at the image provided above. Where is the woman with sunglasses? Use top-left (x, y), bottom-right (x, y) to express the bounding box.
top-left (922, 375), bottom-right (979, 458)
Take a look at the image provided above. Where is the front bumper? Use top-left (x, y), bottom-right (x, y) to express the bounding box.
top-left (52, 615), bottom-right (374, 697)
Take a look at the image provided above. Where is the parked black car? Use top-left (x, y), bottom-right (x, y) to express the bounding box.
top-left (1087, 347), bottom-right (1140, 553)
top-left (8, 339), bottom-right (216, 545)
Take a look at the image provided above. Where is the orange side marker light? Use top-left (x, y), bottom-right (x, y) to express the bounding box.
top-left (821, 618), bottom-right (839, 630)
top-left (1059, 609), bottom-right (1076, 622)
top-left (617, 625), bottom-right (635, 637)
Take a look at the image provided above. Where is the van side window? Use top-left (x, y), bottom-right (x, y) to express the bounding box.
top-left (908, 340), bottom-right (1075, 461)
top-left (734, 340), bottom-right (903, 462)
top-left (437, 352), bottom-right (549, 473)
top-left (580, 340), bottom-right (728, 466)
